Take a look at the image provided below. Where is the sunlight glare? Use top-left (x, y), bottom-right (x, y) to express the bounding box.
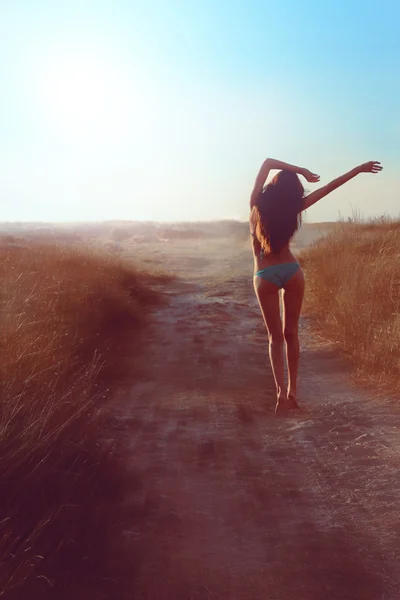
top-left (30, 47), bottom-right (156, 145)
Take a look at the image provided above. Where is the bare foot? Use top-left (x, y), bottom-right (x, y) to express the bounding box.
top-left (287, 394), bottom-right (299, 409)
top-left (275, 394), bottom-right (288, 416)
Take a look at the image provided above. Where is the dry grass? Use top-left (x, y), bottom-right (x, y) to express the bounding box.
top-left (300, 218), bottom-right (400, 392)
top-left (0, 239), bottom-right (167, 599)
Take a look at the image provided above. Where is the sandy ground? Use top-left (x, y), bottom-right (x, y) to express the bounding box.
top-left (110, 229), bottom-right (400, 599)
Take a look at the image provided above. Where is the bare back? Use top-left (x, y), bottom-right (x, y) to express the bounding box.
top-left (250, 230), bottom-right (298, 274)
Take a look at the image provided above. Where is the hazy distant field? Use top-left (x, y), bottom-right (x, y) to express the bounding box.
top-left (0, 218), bottom-right (336, 243)
top-left (0, 218), bottom-right (336, 265)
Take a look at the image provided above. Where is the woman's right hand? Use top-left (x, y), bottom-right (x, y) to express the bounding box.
top-left (358, 161), bottom-right (383, 174)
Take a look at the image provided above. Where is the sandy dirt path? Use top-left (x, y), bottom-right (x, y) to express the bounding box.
top-left (113, 237), bottom-right (400, 600)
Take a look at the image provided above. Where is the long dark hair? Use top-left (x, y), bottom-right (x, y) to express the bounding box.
top-left (251, 170), bottom-right (304, 255)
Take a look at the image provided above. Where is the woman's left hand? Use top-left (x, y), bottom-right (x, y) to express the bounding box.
top-left (302, 169), bottom-right (320, 183)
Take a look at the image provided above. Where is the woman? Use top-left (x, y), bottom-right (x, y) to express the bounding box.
top-left (250, 157), bottom-right (382, 415)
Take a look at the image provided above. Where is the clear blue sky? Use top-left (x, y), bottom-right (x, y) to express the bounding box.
top-left (0, 0), bottom-right (398, 222)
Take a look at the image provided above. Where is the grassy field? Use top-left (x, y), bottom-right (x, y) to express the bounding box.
top-left (300, 218), bottom-right (400, 393)
top-left (0, 237), bottom-right (166, 599)
top-left (2, 217), bottom-right (397, 597)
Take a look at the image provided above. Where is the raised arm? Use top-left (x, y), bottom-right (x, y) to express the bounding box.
top-left (302, 161), bottom-right (383, 211)
top-left (250, 157), bottom-right (319, 207)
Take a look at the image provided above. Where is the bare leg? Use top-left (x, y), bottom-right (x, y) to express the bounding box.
top-left (268, 330), bottom-right (285, 400)
top-left (283, 268), bottom-right (305, 407)
top-left (254, 278), bottom-right (287, 413)
top-left (285, 331), bottom-right (300, 405)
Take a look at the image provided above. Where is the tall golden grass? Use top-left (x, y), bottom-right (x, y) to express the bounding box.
top-left (300, 218), bottom-right (400, 392)
top-left (0, 239), bottom-right (165, 599)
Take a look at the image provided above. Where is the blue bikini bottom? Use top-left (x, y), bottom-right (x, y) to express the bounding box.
top-left (254, 262), bottom-right (300, 289)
